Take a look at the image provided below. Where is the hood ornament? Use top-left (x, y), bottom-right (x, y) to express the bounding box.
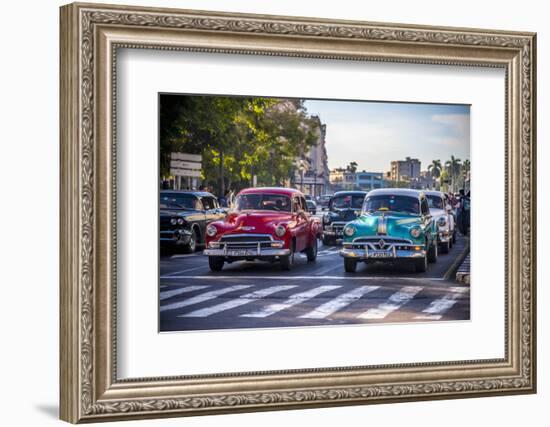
top-left (240, 226), bottom-right (255, 231)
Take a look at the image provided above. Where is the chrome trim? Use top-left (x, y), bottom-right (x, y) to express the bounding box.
top-left (204, 248), bottom-right (290, 257)
top-left (220, 233), bottom-right (275, 241)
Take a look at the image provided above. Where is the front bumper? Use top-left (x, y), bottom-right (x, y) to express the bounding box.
top-left (204, 248), bottom-right (290, 257)
top-left (438, 229), bottom-right (451, 243)
top-left (339, 242), bottom-right (426, 260)
top-left (160, 229), bottom-right (192, 246)
top-left (204, 237), bottom-right (290, 258)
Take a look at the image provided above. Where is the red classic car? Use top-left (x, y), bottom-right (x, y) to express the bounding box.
top-left (203, 187), bottom-right (322, 271)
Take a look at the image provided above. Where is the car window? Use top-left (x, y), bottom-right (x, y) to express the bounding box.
top-left (363, 195), bottom-right (420, 215)
top-left (235, 194), bottom-right (291, 212)
top-left (426, 195), bottom-right (444, 209)
top-left (201, 197), bottom-right (215, 210)
top-left (160, 193), bottom-right (198, 210)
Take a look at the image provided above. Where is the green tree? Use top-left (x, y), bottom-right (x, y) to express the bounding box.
top-left (346, 161), bottom-right (358, 173)
top-left (445, 155), bottom-right (462, 192)
top-left (427, 159), bottom-right (443, 190)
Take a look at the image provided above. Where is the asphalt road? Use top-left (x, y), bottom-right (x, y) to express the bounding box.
top-left (159, 229), bottom-right (470, 332)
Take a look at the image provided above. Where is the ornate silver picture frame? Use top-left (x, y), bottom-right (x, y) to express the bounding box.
top-left (60, 2), bottom-right (536, 423)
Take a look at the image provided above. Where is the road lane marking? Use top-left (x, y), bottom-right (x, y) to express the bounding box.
top-left (178, 285), bottom-right (297, 317)
top-left (299, 286), bottom-right (380, 319)
top-left (241, 285), bottom-right (341, 318)
top-left (357, 286), bottom-right (423, 319)
top-left (162, 265), bottom-right (209, 276)
top-left (160, 285), bottom-right (252, 313)
top-left (160, 275), bottom-right (447, 281)
top-left (160, 285), bottom-right (209, 301)
top-left (414, 287), bottom-right (469, 320)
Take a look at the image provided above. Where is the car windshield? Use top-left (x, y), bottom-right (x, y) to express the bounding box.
top-left (363, 195), bottom-right (420, 215)
top-left (426, 195), bottom-right (444, 209)
top-left (235, 194), bottom-right (291, 212)
top-left (160, 193), bottom-right (197, 210)
top-left (330, 195), bottom-right (364, 210)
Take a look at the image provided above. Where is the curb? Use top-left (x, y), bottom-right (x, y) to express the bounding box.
top-left (456, 254), bottom-right (471, 285)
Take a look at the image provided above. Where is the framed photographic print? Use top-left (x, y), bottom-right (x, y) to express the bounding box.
top-left (60, 2), bottom-right (537, 423)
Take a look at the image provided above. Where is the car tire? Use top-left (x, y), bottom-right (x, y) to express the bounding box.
top-left (208, 256), bottom-right (224, 272)
top-left (452, 229), bottom-right (457, 244)
top-left (183, 227), bottom-right (198, 254)
top-left (440, 240), bottom-right (450, 254)
top-left (305, 237), bottom-right (318, 262)
top-left (449, 236), bottom-right (453, 249)
top-left (414, 256), bottom-right (428, 272)
top-left (280, 247), bottom-right (295, 271)
top-left (322, 236), bottom-right (335, 246)
top-left (427, 238), bottom-right (438, 263)
top-left (344, 258), bottom-right (358, 273)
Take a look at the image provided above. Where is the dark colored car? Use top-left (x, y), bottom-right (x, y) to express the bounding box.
top-left (160, 191), bottom-right (227, 253)
top-left (456, 195), bottom-right (470, 236)
top-left (319, 194), bottom-right (333, 210)
top-left (306, 199), bottom-right (317, 215)
top-left (321, 191), bottom-right (367, 246)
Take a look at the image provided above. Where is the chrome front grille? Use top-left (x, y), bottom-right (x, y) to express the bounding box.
top-left (349, 237), bottom-right (415, 250)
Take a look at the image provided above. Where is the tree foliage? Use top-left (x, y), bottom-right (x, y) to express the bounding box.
top-left (160, 96), bottom-right (319, 195)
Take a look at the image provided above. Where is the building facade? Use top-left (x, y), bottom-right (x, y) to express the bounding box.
top-left (390, 157), bottom-right (421, 182)
top-left (355, 171), bottom-right (384, 191)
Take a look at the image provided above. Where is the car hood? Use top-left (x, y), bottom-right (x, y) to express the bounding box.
top-left (429, 208), bottom-right (446, 218)
top-left (160, 209), bottom-right (199, 218)
top-left (347, 213), bottom-right (424, 242)
top-left (326, 208), bottom-right (360, 222)
top-left (219, 211), bottom-right (294, 233)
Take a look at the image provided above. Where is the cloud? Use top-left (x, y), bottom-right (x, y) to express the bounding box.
top-left (431, 114), bottom-right (470, 140)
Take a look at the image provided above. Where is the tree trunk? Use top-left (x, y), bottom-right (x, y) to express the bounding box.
top-left (219, 150), bottom-right (225, 196)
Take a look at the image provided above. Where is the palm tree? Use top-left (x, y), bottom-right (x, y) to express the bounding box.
top-left (427, 160), bottom-right (442, 189)
top-left (445, 155), bottom-right (462, 193)
top-left (346, 161), bottom-right (358, 174)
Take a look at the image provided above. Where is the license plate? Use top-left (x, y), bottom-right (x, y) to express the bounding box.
top-left (227, 249), bottom-right (256, 257)
top-left (368, 250), bottom-right (394, 259)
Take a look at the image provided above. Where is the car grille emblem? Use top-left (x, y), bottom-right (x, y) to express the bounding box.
top-left (378, 239), bottom-right (386, 249)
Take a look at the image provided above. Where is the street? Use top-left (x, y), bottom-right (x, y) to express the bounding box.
top-left (159, 223), bottom-right (470, 332)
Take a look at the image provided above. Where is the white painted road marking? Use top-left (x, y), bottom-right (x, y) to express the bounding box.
top-left (162, 265), bottom-right (209, 276)
top-left (160, 285), bottom-right (252, 313)
top-left (299, 285), bottom-right (380, 319)
top-left (160, 285), bottom-right (209, 301)
top-left (160, 275), bottom-right (447, 281)
top-left (414, 287), bottom-right (469, 320)
top-left (358, 286), bottom-right (423, 319)
top-left (241, 285), bottom-right (341, 318)
top-left (179, 285), bottom-right (297, 317)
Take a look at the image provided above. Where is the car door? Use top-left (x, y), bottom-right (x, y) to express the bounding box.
top-left (420, 197), bottom-right (434, 242)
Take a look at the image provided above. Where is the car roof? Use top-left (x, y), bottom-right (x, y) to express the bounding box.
top-left (333, 191), bottom-right (368, 196)
top-left (366, 188), bottom-right (424, 198)
top-left (237, 187), bottom-right (305, 197)
top-left (160, 190), bottom-right (216, 198)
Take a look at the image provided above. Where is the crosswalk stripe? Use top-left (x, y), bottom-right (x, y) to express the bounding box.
top-left (160, 285), bottom-right (252, 313)
top-left (357, 286), bottom-right (423, 319)
top-left (299, 286), bottom-right (380, 319)
top-left (178, 285), bottom-right (298, 318)
top-left (414, 287), bottom-right (469, 320)
top-left (160, 285), bottom-right (209, 301)
top-left (241, 285), bottom-right (341, 318)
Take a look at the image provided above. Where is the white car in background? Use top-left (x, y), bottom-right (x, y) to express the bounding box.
top-left (425, 190), bottom-right (455, 254)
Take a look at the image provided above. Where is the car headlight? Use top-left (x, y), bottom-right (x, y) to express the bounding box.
top-left (177, 218), bottom-right (184, 225)
top-left (343, 224), bottom-right (356, 237)
top-left (170, 218), bottom-right (177, 226)
top-left (206, 224), bottom-right (217, 237)
top-left (410, 227), bottom-right (422, 238)
top-left (323, 215), bottom-right (330, 224)
top-left (438, 217), bottom-right (447, 227)
top-left (275, 225), bottom-right (286, 237)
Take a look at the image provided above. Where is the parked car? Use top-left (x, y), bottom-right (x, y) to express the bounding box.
top-left (203, 187), bottom-right (322, 271)
top-left (159, 190), bottom-right (226, 253)
top-left (425, 190), bottom-right (455, 253)
top-left (306, 199), bottom-right (317, 215)
top-left (339, 189), bottom-right (438, 273)
top-left (321, 191), bottom-right (367, 246)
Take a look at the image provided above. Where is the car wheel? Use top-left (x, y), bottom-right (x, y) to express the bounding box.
top-left (449, 236), bottom-right (453, 249)
top-left (322, 236), bottom-right (335, 246)
top-left (440, 240), bottom-right (450, 254)
top-left (183, 227), bottom-right (198, 254)
top-left (414, 255), bottom-right (428, 272)
top-left (428, 238), bottom-right (438, 263)
top-left (452, 229), bottom-right (457, 244)
top-left (344, 258), bottom-right (358, 273)
top-left (280, 247), bottom-right (295, 270)
top-left (305, 237), bottom-right (318, 262)
top-left (208, 256), bottom-right (224, 272)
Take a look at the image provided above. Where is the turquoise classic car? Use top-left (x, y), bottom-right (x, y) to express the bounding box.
top-left (339, 189), bottom-right (439, 273)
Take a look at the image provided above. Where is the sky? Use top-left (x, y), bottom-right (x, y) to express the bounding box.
top-left (303, 99), bottom-right (470, 173)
